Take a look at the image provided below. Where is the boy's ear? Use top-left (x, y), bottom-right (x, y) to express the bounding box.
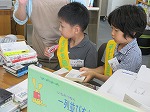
top-left (74, 25), bottom-right (81, 34)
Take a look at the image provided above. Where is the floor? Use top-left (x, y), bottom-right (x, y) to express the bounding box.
top-left (98, 20), bottom-right (150, 68)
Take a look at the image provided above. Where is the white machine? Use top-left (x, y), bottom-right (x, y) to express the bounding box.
top-left (98, 65), bottom-right (150, 112)
top-left (0, 0), bottom-right (12, 9)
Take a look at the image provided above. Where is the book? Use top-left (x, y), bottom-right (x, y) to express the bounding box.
top-left (7, 79), bottom-right (28, 109)
top-left (65, 69), bottom-right (86, 82)
top-left (0, 41), bottom-right (29, 56)
top-left (27, 65), bottom-right (141, 112)
top-left (6, 57), bottom-right (38, 66)
top-left (5, 69), bottom-right (28, 77)
top-left (0, 100), bottom-right (20, 112)
top-left (0, 88), bottom-right (13, 106)
top-left (53, 68), bottom-right (69, 75)
top-left (4, 45), bottom-right (37, 64)
top-left (3, 64), bottom-right (28, 74)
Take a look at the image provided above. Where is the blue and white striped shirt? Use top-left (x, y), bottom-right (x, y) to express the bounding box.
top-left (102, 39), bottom-right (142, 73)
top-left (114, 38), bottom-right (142, 73)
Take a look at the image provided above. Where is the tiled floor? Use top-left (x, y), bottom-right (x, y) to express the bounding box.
top-left (98, 20), bottom-right (150, 68)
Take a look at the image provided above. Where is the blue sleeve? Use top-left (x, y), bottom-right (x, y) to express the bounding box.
top-left (13, 0), bottom-right (30, 25)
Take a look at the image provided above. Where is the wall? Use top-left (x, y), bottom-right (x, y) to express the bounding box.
top-left (107, 0), bottom-right (136, 16)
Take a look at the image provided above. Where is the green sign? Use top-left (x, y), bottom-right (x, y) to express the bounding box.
top-left (27, 65), bottom-right (141, 112)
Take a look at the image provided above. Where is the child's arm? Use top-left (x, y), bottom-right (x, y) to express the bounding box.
top-left (80, 65), bottom-right (109, 82)
top-left (80, 70), bottom-right (109, 82)
top-left (80, 65), bottom-right (104, 74)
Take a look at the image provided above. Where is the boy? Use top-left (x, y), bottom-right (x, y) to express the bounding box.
top-left (80, 5), bottom-right (147, 82)
top-left (45, 2), bottom-right (97, 70)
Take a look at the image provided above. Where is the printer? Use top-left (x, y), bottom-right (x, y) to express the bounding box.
top-left (0, 0), bottom-right (12, 9)
top-left (98, 65), bottom-right (150, 112)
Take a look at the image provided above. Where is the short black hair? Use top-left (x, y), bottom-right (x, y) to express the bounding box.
top-left (108, 5), bottom-right (147, 39)
top-left (58, 2), bottom-right (89, 31)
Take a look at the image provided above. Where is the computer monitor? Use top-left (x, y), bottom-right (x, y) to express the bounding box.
top-left (27, 65), bottom-right (141, 112)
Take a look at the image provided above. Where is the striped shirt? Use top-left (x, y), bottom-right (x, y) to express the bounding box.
top-left (102, 39), bottom-right (142, 73)
top-left (114, 38), bottom-right (142, 73)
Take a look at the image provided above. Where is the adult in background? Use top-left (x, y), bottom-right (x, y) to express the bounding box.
top-left (13, 0), bottom-right (69, 70)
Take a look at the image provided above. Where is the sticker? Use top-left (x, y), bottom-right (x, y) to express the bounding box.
top-left (108, 57), bottom-right (119, 72)
top-left (70, 59), bottom-right (84, 67)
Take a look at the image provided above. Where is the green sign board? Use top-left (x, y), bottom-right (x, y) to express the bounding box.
top-left (27, 65), bottom-right (141, 112)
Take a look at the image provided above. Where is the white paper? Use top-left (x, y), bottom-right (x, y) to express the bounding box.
top-left (53, 68), bottom-right (69, 75)
top-left (65, 69), bottom-right (85, 82)
top-left (137, 65), bottom-right (150, 83)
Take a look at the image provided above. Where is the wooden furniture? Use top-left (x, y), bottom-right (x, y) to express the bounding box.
top-left (0, 9), bottom-right (12, 35)
top-left (0, 66), bottom-right (27, 112)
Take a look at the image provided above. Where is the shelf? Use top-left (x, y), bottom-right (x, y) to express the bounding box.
top-left (87, 7), bottom-right (99, 11)
top-left (137, 0), bottom-right (150, 6)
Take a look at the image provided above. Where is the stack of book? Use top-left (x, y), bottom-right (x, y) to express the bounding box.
top-left (7, 79), bottom-right (28, 110)
top-left (0, 88), bottom-right (20, 112)
top-left (0, 41), bottom-right (38, 77)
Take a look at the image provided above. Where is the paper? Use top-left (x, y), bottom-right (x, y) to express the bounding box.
top-left (53, 68), bottom-right (69, 75)
top-left (65, 69), bottom-right (86, 82)
top-left (136, 65), bottom-right (150, 83)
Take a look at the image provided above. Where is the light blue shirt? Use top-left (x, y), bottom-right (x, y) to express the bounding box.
top-left (13, 0), bottom-right (32, 25)
top-left (13, 0), bottom-right (86, 25)
top-left (114, 38), bottom-right (142, 73)
top-left (102, 39), bottom-right (142, 73)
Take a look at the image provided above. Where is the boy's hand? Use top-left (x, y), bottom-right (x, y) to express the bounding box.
top-left (80, 67), bottom-right (90, 72)
top-left (80, 71), bottom-right (95, 82)
top-left (44, 45), bottom-right (59, 58)
top-left (44, 47), bottom-right (53, 58)
top-left (18, 0), bottom-right (28, 6)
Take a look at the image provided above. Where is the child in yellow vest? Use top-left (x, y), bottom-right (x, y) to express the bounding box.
top-left (44, 2), bottom-right (97, 70)
top-left (80, 5), bottom-right (147, 82)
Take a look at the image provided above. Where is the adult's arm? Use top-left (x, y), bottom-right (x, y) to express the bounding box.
top-left (13, 0), bottom-right (29, 25)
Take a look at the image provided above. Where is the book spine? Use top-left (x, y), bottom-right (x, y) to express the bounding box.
top-left (0, 95), bottom-right (13, 106)
top-left (6, 58), bottom-right (38, 66)
top-left (14, 58), bottom-right (38, 65)
top-left (11, 55), bottom-right (37, 63)
top-left (3, 64), bottom-right (28, 74)
top-left (5, 69), bottom-right (28, 77)
top-left (3, 65), bottom-right (17, 74)
top-left (15, 89), bottom-right (27, 103)
top-left (3, 50), bottom-right (30, 56)
top-left (5, 51), bottom-right (37, 62)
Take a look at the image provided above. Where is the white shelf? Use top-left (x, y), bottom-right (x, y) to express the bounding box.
top-left (87, 7), bottom-right (99, 11)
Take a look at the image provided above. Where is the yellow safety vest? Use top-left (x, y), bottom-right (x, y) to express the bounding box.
top-left (57, 36), bottom-right (72, 70)
top-left (104, 40), bottom-right (116, 76)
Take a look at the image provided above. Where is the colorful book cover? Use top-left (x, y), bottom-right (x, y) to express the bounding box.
top-left (0, 41), bottom-right (29, 56)
top-left (27, 65), bottom-right (141, 112)
top-left (4, 45), bottom-right (37, 63)
top-left (6, 57), bottom-right (38, 66)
